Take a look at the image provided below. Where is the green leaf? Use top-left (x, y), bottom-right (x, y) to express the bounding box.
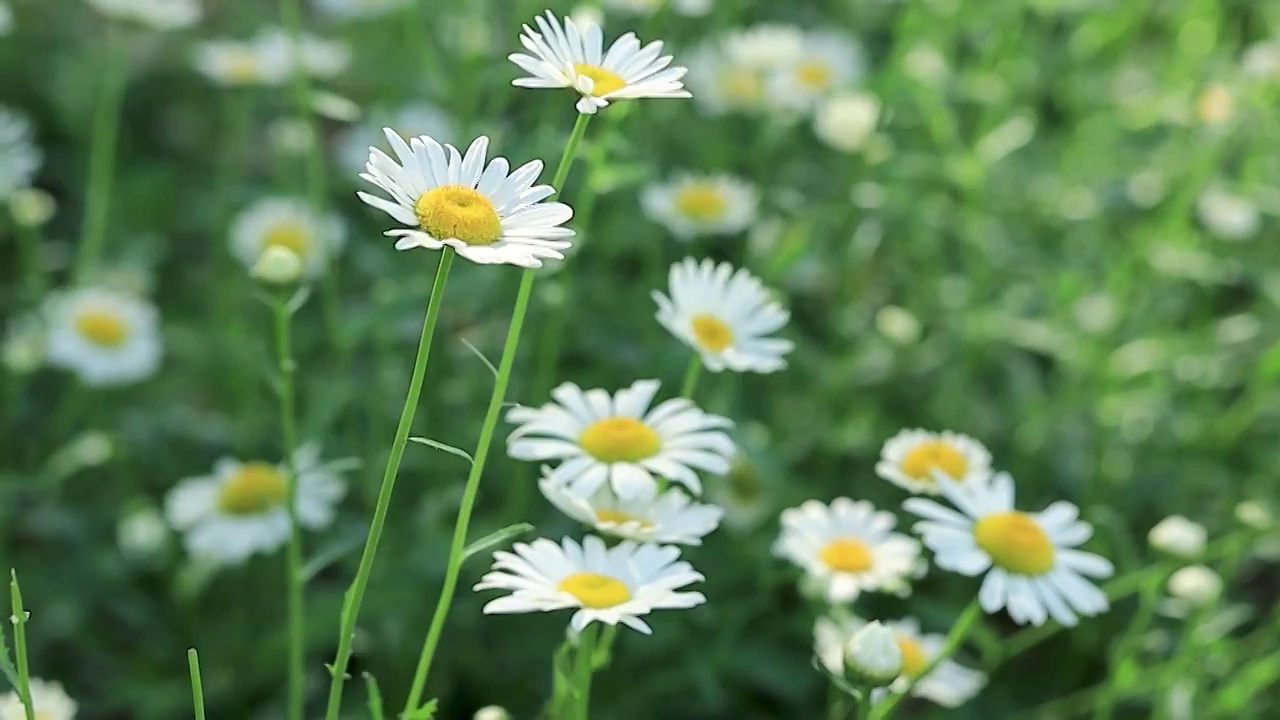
top-left (404, 698), bottom-right (438, 720)
top-left (462, 523), bottom-right (535, 562)
top-left (300, 526), bottom-right (367, 583)
top-left (0, 627), bottom-right (20, 692)
top-left (363, 672), bottom-right (385, 720)
top-left (408, 437), bottom-right (474, 465)
top-left (459, 337), bottom-right (498, 380)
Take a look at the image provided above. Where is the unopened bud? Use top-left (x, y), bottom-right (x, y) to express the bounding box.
top-left (843, 621), bottom-right (902, 688)
top-left (9, 187), bottom-right (56, 227)
top-left (252, 246), bottom-right (304, 284)
top-left (1148, 515), bottom-right (1207, 559)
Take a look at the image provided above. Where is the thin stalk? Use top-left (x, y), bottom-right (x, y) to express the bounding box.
top-left (273, 294), bottom-right (304, 720)
top-left (15, 222), bottom-right (46, 303)
top-left (680, 355), bottom-right (702, 398)
top-left (400, 112), bottom-right (593, 716)
top-left (321, 250), bottom-right (456, 720)
top-left (73, 34), bottom-right (130, 283)
top-left (188, 649), bottom-right (207, 720)
top-left (572, 625), bottom-right (599, 720)
top-left (855, 693), bottom-right (873, 720)
top-left (9, 571), bottom-right (35, 720)
top-left (869, 599), bottom-right (982, 720)
top-left (1093, 571), bottom-right (1163, 720)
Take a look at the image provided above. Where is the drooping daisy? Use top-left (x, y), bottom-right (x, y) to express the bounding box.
top-left (603, 0), bottom-right (711, 16)
top-left (475, 535), bottom-right (705, 633)
top-left (904, 472), bottom-right (1114, 627)
top-left (43, 287), bottom-right (162, 386)
top-left (509, 11), bottom-right (691, 115)
top-left (0, 106), bottom-right (42, 198)
top-left (774, 498), bottom-right (924, 603)
top-left (653, 257), bottom-right (792, 373)
top-left (641, 173), bottom-right (758, 239)
top-left (815, 615), bottom-right (986, 709)
top-left (84, 0), bottom-right (201, 30)
top-left (506, 379), bottom-right (735, 498)
top-left (685, 25), bottom-right (803, 115)
top-left (358, 131), bottom-right (574, 268)
top-left (876, 429), bottom-right (993, 495)
top-left (315, 0), bottom-right (412, 21)
top-left (164, 443), bottom-right (349, 565)
top-left (192, 35), bottom-right (291, 87)
top-left (0, 678), bottom-right (78, 720)
top-left (540, 466), bottom-right (724, 545)
top-left (337, 102), bottom-right (455, 175)
top-left (768, 30), bottom-right (864, 112)
top-left (229, 197), bottom-right (345, 279)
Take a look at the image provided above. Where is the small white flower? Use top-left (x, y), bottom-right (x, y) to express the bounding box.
top-left (475, 535), bottom-right (706, 634)
top-left (0, 106), bottom-right (42, 198)
top-left (773, 498), bottom-right (923, 604)
top-left (813, 91), bottom-right (880, 152)
top-left (1196, 185), bottom-right (1259, 241)
top-left (876, 429), bottom-right (993, 495)
top-left (1167, 565), bottom-right (1222, 607)
top-left (164, 444), bottom-right (349, 565)
top-left (602, 0), bottom-right (711, 16)
top-left (358, 131), bottom-right (575, 268)
top-left (652, 257), bottom-right (792, 373)
top-left (43, 287), bottom-right (162, 387)
top-left (1242, 39), bottom-right (1280, 81)
top-left (905, 473), bottom-right (1115, 627)
top-left (264, 27), bottom-right (352, 78)
top-left (84, 0), bottom-right (200, 30)
top-left (768, 30), bottom-right (864, 112)
top-left (0, 678), bottom-right (78, 720)
top-left (842, 620), bottom-right (902, 688)
top-left (540, 466), bottom-right (723, 545)
top-left (1235, 500), bottom-right (1273, 530)
top-left (509, 11), bottom-right (691, 114)
top-left (1148, 515), bottom-right (1207, 559)
top-left (314, 0), bottom-right (413, 21)
top-left (192, 35), bottom-right (291, 86)
top-left (230, 197), bottom-right (345, 280)
top-left (641, 173), bottom-right (758, 239)
top-left (507, 379), bottom-right (735, 499)
top-left (2, 312), bottom-right (46, 375)
top-left (875, 305), bottom-right (921, 345)
top-left (685, 25), bottom-right (802, 115)
top-left (336, 103), bottom-right (455, 176)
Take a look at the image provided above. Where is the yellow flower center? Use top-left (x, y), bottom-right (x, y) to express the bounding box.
top-left (579, 417), bottom-right (662, 463)
top-left (674, 183), bottom-right (728, 221)
top-left (900, 441), bottom-right (969, 483)
top-left (974, 512), bottom-right (1055, 576)
top-left (896, 635), bottom-right (929, 678)
top-left (414, 185), bottom-right (502, 245)
top-left (558, 571), bottom-right (631, 609)
top-left (573, 63), bottom-right (627, 96)
top-left (819, 537), bottom-right (873, 572)
top-left (595, 508), bottom-right (653, 529)
top-left (218, 462), bottom-right (289, 515)
top-left (223, 52), bottom-right (263, 83)
top-left (797, 60), bottom-right (834, 91)
top-left (75, 310), bottom-right (129, 347)
top-left (690, 313), bottom-right (734, 353)
top-left (718, 68), bottom-right (765, 103)
top-left (263, 221), bottom-right (311, 256)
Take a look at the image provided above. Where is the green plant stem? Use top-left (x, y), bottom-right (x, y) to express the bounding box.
top-left (572, 625), bottom-right (599, 720)
top-left (187, 649), bottom-right (207, 720)
top-left (870, 599), bottom-right (982, 720)
top-left (400, 111), bottom-right (593, 717)
top-left (321, 249), bottom-right (456, 720)
top-left (273, 295), bottom-right (304, 720)
top-left (9, 571), bottom-right (35, 720)
top-left (680, 355), bottom-right (702, 398)
top-left (73, 34), bottom-right (129, 283)
top-left (855, 692), bottom-right (873, 720)
top-left (15, 222), bottom-right (46, 303)
top-left (1092, 570), bottom-right (1164, 720)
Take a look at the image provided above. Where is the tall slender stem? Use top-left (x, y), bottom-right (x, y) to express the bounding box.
top-left (9, 571), bottom-right (35, 720)
top-left (680, 355), bottom-right (702, 398)
top-left (188, 649), bottom-right (208, 720)
top-left (400, 112), bottom-right (593, 717)
top-left (321, 250), bottom-right (456, 720)
top-left (273, 295), bottom-right (304, 720)
top-left (73, 34), bottom-right (129, 283)
top-left (869, 599), bottom-right (981, 720)
top-left (572, 625), bottom-right (599, 720)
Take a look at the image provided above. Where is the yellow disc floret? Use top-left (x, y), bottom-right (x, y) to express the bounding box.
top-left (819, 537), bottom-right (874, 573)
top-left (579, 417), bottom-right (662, 463)
top-left (574, 64), bottom-right (627, 96)
top-left (558, 571), bottom-right (632, 608)
top-left (218, 462), bottom-right (289, 515)
top-left (901, 441), bottom-right (969, 483)
top-left (263, 221), bottom-right (311, 255)
top-left (595, 509), bottom-right (653, 529)
top-left (75, 310), bottom-right (129, 347)
top-left (895, 635), bottom-right (928, 678)
top-left (674, 184), bottom-right (728, 222)
top-left (974, 511), bottom-right (1055, 576)
top-left (414, 185), bottom-right (503, 246)
top-left (690, 314), bottom-right (734, 353)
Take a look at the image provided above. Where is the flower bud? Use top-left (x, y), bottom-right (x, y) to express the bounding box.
top-left (118, 502), bottom-right (170, 563)
top-left (812, 91), bottom-right (880, 153)
top-left (842, 620), bottom-right (903, 688)
top-left (9, 187), bottom-right (56, 227)
top-left (1148, 515), bottom-right (1207, 559)
top-left (1167, 565), bottom-right (1222, 607)
top-left (251, 246), bottom-right (304, 284)
top-left (473, 707), bottom-right (511, 720)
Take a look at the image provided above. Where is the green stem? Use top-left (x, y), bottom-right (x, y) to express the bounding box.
top-left (273, 295), bottom-right (304, 720)
top-left (1092, 571), bottom-right (1163, 720)
top-left (73, 34), bottom-right (129, 283)
top-left (187, 649), bottom-right (207, 720)
top-left (9, 571), bottom-right (35, 720)
top-left (15, 222), bottom-right (46, 303)
top-left (855, 692), bottom-right (873, 720)
top-left (321, 249), bottom-right (456, 720)
top-left (679, 355), bottom-right (702, 398)
top-left (870, 599), bottom-right (982, 720)
top-left (572, 625), bottom-right (599, 720)
top-left (400, 112), bottom-right (593, 717)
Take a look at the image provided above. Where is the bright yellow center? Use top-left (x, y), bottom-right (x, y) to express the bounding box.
top-left (974, 512), bottom-right (1055, 576)
top-left (901, 441), bottom-right (969, 483)
top-left (819, 537), bottom-right (873, 572)
top-left (558, 571), bottom-right (631, 608)
top-left (690, 314), bottom-right (734, 353)
top-left (674, 184), bottom-right (728, 221)
top-left (223, 52), bottom-right (263, 83)
top-left (595, 508), bottom-right (653, 529)
top-left (414, 185), bottom-right (502, 245)
top-left (896, 635), bottom-right (928, 678)
top-left (263, 221), bottom-right (311, 256)
top-left (718, 68), bottom-right (764, 103)
top-left (579, 417), bottom-right (661, 463)
top-left (218, 462), bottom-right (289, 515)
top-left (573, 63), bottom-right (627, 96)
top-left (75, 310), bottom-right (129, 347)
top-left (797, 60), bottom-right (834, 91)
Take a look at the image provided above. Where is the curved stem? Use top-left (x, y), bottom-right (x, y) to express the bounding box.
top-left (273, 295), bottom-right (304, 720)
top-left (869, 599), bottom-right (981, 720)
top-left (321, 249), bottom-right (455, 720)
top-left (73, 35), bottom-right (129, 283)
top-left (680, 355), bottom-right (702, 398)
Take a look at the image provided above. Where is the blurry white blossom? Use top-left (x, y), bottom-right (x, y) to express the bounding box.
top-left (1214, 313), bottom-right (1260, 345)
top-left (843, 621), bottom-right (903, 688)
top-left (0, 107), bottom-right (42, 198)
top-left (1148, 515), bottom-right (1207, 559)
top-left (1197, 185), bottom-right (1259, 241)
top-left (85, 0), bottom-right (201, 30)
top-left (118, 502), bottom-right (171, 562)
top-left (268, 117), bottom-right (316, 155)
top-left (875, 306), bottom-right (922, 345)
top-left (1242, 39), bottom-right (1280, 81)
top-left (1195, 84), bottom-right (1234, 125)
top-left (1073, 292), bottom-right (1118, 334)
top-left (568, 6), bottom-right (605, 28)
top-left (311, 91), bottom-right (361, 122)
top-left (1125, 170), bottom-right (1167, 208)
top-left (1235, 500), bottom-right (1273, 530)
top-left (473, 707), bottom-right (511, 720)
top-left (0, 2), bottom-right (12, 36)
top-left (1167, 565), bottom-right (1222, 607)
top-left (2, 313), bottom-right (46, 374)
top-left (0, 678), bottom-right (77, 720)
top-left (251, 246), bottom-right (305, 285)
top-left (903, 44), bottom-right (948, 84)
top-left (9, 187), bottom-right (56, 227)
top-left (812, 91), bottom-right (880, 152)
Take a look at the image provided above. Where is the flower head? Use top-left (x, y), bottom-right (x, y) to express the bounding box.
top-left (43, 287), bottom-right (162, 387)
top-left (767, 30), bottom-right (864, 112)
top-left (231, 197), bottom-right (345, 280)
top-left (876, 429), bottom-right (992, 495)
top-left (0, 106), bottom-right (42, 198)
top-left (842, 620), bottom-right (902, 688)
top-left (641, 173), bottom-right (758, 240)
top-left (685, 25), bottom-right (803, 115)
top-left (813, 91), bottom-right (880, 153)
top-left (540, 465), bottom-right (724, 544)
top-left (0, 678), bottom-right (78, 720)
top-left (193, 35), bottom-right (291, 86)
top-left (1148, 515), bottom-right (1207, 559)
top-left (85, 0), bottom-right (201, 30)
top-left (1167, 565), bottom-right (1222, 607)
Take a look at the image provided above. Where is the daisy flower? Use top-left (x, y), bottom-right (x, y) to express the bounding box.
top-left (774, 498), bottom-right (924, 603)
top-left (336, 102), bottom-right (455, 175)
top-left (315, 0), bottom-right (413, 21)
top-left (904, 472), bottom-right (1114, 627)
top-left (540, 465), bottom-right (724, 545)
top-left (475, 535), bottom-right (705, 633)
top-left (0, 106), bottom-right (42, 198)
top-left (84, 0), bottom-right (200, 30)
top-left (258, 26), bottom-right (352, 79)
top-left (509, 11), bottom-right (691, 115)
top-left (192, 35), bottom-right (291, 86)
top-left (768, 30), bottom-right (864, 112)
top-left (685, 24), bottom-right (803, 115)
top-left (603, 0), bottom-right (711, 16)
top-left (164, 444), bottom-right (349, 565)
top-left (230, 197), bottom-right (345, 279)
top-left (653, 257), bottom-right (792, 373)
top-left (641, 173), bottom-right (758, 239)
top-left (0, 678), bottom-right (78, 720)
top-left (508, 379), bottom-right (735, 499)
top-left (43, 287), bottom-right (162, 386)
top-left (876, 429), bottom-right (993, 495)
top-left (815, 615), bottom-right (986, 708)
top-left (358, 131), bottom-right (574, 268)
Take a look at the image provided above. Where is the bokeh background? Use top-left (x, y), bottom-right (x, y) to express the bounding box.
top-left (3, 0), bottom-right (1280, 718)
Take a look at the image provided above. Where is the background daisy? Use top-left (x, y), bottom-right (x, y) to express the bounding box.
top-left (193, 35), bottom-right (291, 86)
top-left (768, 30), bottom-right (864, 112)
top-left (540, 465), bottom-right (724, 544)
top-left (0, 106), bottom-right (41, 198)
top-left (876, 429), bottom-right (993, 495)
top-left (641, 173), bottom-right (758, 239)
top-left (43, 287), bottom-right (162, 386)
top-left (0, 678), bottom-right (78, 720)
top-left (685, 25), bottom-right (803, 115)
top-left (229, 197), bottom-right (345, 279)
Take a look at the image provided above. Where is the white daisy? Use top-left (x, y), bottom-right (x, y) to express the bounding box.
top-left (684, 24), bottom-right (803, 115)
top-left (539, 465), bottom-right (724, 545)
top-left (192, 35), bottom-right (291, 86)
top-left (0, 678), bottom-right (78, 720)
top-left (815, 616), bottom-right (986, 709)
top-left (84, 0), bottom-right (200, 30)
top-left (653, 257), bottom-right (792, 373)
top-left (1196, 185), bottom-right (1259, 241)
top-left (506, 379), bottom-right (735, 499)
top-left (43, 287), bottom-right (161, 387)
top-left (474, 535), bottom-right (705, 634)
top-left (315, 0), bottom-right (412, 21)
top-left (258, 26), bottom-right (352, 79)
top-left (603, 0), bottom-right (711, 16)
top-left (229, 197), bottom-right (345, 279)
top-left (509, 11), bottom-right (691, 115)
top-left (0, 106), bottom-right (42, 198)
top-left (164, 443), bottom-right (348, 565)
top-left (904, 472), bottom-right (1115, 627)
top-left (768, 30), bottom-right (864, 112)
top-left (773, 498), bottom-right (924, 604)
top-left (876, 429), bottom-right (993, 495)
top-left (357, 131), bottom-right (574, 268)
top-left (336, 102), bottom-right (455, 176)
top-left (641, 173), bottom-right (758, 239)
top-left (1242, 38), bottom-right (1280, 82)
